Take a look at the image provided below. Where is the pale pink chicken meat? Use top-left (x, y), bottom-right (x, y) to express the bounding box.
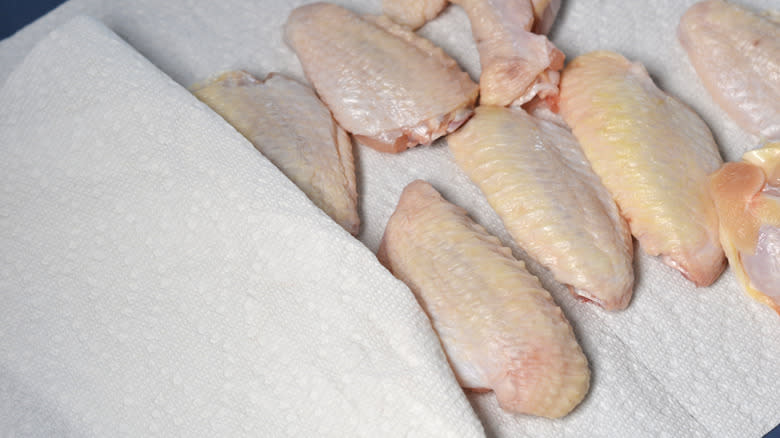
top-left (378, 180), bottom-right (590, 418)
top-left (448, 106), bottom-right (634, 310)
top-left (710, 142), bottom-right (780, 314)
top-left (382, 0), bottom-right (448, 29)
top-left (451, 0), bottom-right (564, 107)
top-left (191, 71), bottom-right (359, 234)
top-left (558, 51), bottom-right (726, 286)
top-left (284, 3), bottom-right (478, 153)
top-left (679, 0), bottom-right (780, 140)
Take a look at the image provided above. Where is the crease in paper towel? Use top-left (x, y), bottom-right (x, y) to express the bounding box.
top-left (0, 0), bottom-right (778, 436)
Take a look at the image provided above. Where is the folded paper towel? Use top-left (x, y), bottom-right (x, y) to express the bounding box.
top-left (1, 0), bottom-right (778, 437)
top-left (0, 17), bottom-right (482, 437)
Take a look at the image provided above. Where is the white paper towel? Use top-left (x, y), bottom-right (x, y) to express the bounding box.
top-left (0, 16), bottom-right (483, 437)
top-left (1, 0), bottom-right (778, 437)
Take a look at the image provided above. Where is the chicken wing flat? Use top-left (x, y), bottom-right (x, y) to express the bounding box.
top-left (679, 0), bottom-right (780, 140)
top-left (558, 51), bottom-right (726, 286)
top-left (192, 71), bottom-right (359, 234)
top-left (285, 3), bottom-right (478, 153)
top-left (378, 180), bottom-right (590, 418)
top-left (448, 106), bottom-right (634, 310)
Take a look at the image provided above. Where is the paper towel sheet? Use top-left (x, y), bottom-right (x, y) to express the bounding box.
top-left (0, 17), bottom-right (483, 437)
top-left (1, 0), bottom-right (779, 436)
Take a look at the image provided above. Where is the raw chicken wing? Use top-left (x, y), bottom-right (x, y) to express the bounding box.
top-left (192, 71), bottom-right (359, 234)
top-left (378, 180), bottom-right (590, 418)
top-left (448, 106), bottom-right (634, 310)
top-left (710, 142), bottom-right (780, 314)
top-left (558, 51), bottom-right (726, 286)
top-left (451, 0), bottom-right (564, 106)
top-left (679, 0), bottom-right (780, 140)
top-left (285, 3), bottom-right (478, 153)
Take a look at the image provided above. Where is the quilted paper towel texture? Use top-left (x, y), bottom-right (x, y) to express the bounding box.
top-left (0, 17), bottom-right (484, 437)
top-left (0, 0), bottom-right (778, 436)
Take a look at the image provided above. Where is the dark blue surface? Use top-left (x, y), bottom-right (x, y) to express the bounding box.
top-left (0, 0), bottom-right (68, 39)
top-left (1, 1), bottom-right (779, 437)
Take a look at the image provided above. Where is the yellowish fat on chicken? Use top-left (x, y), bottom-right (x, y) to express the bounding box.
top-left (710, 142), bottom-right (780, 314)
top-left (558, 51), bottom-right (726, 286)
